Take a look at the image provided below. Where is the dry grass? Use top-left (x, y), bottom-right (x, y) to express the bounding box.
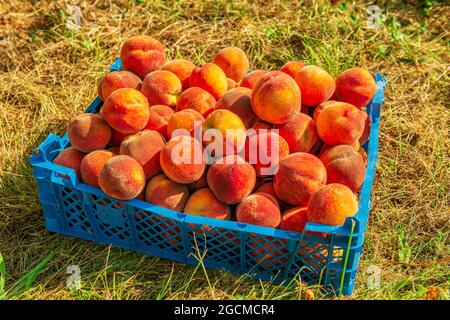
top-left (0, 0), bottom-right (448, 300)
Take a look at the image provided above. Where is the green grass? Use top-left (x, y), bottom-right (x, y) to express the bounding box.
top-left (0, 0), bottom-right (449, 300)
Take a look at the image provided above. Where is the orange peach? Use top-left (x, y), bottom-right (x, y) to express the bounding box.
top-left (176, 87), bottom-right (216, 117)
top-left (53, 147), bottom-right (85, 178)
top-left (312, 100), bottom-right (339, 122)
top-left (335, 67), bottom-right (376, 108)
top-left (160, 135), bottom-right (206, 184)
top-left (98, 155), bottom-right (146, 200)
top-left (160, 59), bottom-right (195, 90)
top-left (240, 70), bottom-right (266, 89)
top-left (189, 63), bottom-right (227, 99)
top-left (120, 129), bottom-right (166, 180)
top-left (295, 65), bottom-right (335, 107)
top-left (101, 88), bottom-right (150, 134)
top-left (120, 35), bottom-right (166, 79)
top-left (109, 128), bottom-right (128, 147)
top-left (316, 102), bottom-right (365, 145)
top-left (97, 70), bottom-right (142, 101)
top-left (184, 188), bottom-right (231, 220)
top-left (252, 120), bottom-right (272, 132)
top-left (251, 71), bottom-right (301, 124)
top-left (215, 87), bottom-right (257, 129)
top-left (280, 61), bottom-right (306, 79)
top-left (68, 113), bottom-right (111, 153)
top-left (273, 152), bottom-right (327, 205)
top-left (167, 109), bottom-right (204, 139)
top-left (141, 70), bottom-right (182, 108)
top-left (319, 141), bottom-right (360, 157)
top-left (256, 182), bottom-right (283, 207)
top-left (358, 148), bottom-right (368, 166)
top-left (213, 47), bottom-right (249, 82)
top-left (280, 206), bottom-right (308, 233)
top-left (236, 192), bottom-right (281, 228)
top-left (273, 112), bottom-right (318, 153)
top-left (207, 155), bottom-right (256, 204)
top-left (80, 149), bottom-right (115, 187)
top-left (227, 78), bottom-right (237, 90)
top-left (145, 174), bottom-right (189, 211)
top-left (188, 169), bottom-right (208, 191)
top-left (359, 110), bottom-right (371, 144)
top-left (307, 183), bottom-right (358, 226)
top-left (144, 104), bottom-right (174, 140)
top-left (320, 145), bottom-right (366, 191)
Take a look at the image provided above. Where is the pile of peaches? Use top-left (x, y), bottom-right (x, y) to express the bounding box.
top-left (53, 35), bottom-right (376, 234)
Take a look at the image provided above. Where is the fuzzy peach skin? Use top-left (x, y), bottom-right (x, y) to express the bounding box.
top-left (280, 61), bottom-right (306, 79)
top-left (335, 67), bottom-right (376, 108)
top-left (160, 59), bottom-right (195, 90)
top-left (98, 155), bottom-right (146, 200)
top-left (358, 147), bottom-right (368, 166)
top-left (316, 102), bottom-right (365, 145)
top-left (120, 129), bottom-right (166, 180)
top-left (67, 113), bottom-right (111, 153)
top-left (145, 174), bottom-right (189, 212)
top-left (295, 65), bottom-right (335, 107)
top-left (359, 109), bottom-right (371, 144)
top-left (141, 70), bottom-right (182, 108)
top-left (188, 168), bottom-right (208, 191)
top-left (189, 63), bottom-right (228, 100)
top-left (256, 182), bottom-right (283, 207)
top-left (213, 47), bottom-right (250, 82)
top-left (240, 70), bottom-right (266, 89)
top-left (80, 149), bottom-right (115, 187)
top-left (320, 144), bottom-right (366, 191)
top-left (252, 120), bottom-right (272, 132)
top-left (307, 183), bottom-right (358, 226)
top-left (273, 152), bottom-right (327, 205)
top-left (319, 140), bottom-right (360, 157)
top-left (97, 70), bottom-right (142, 101)
top-left (236, 192), bottom-right (281, 228)
top-left (215, 87), bottom-right (257, 129)
top-left (101, 88), bottom-right (150, 134)
top-left (120, 35), bottom-right (166, 79)
top-left (227, 78), bottom-right (237, 90)
top-left (144, 104), bottom-right (174, 140)
top-left (245, 130), bottom-right (289, 176)
top-left (160, 135), bottom-right (206, 184)
top-left (167, 109), bottom-right (205, 139)
top-left (203, 109), bottom-right (247, 156)
top-left (280, 206), bottom-right (308, 233)
top-left (53, 147), bottom-right (85, 178)
top-left (251, 71), bottom-right (301, 124)
top-left (207, 155), bottom-right (256, 204)
top-left (273, 112), bottom-right (318, 153)
top-left (312, 100), bottom-right (339, 122)
top-left (176, 87), bottom-right (216, 117)
top-left (109, 128), bottom-right (128, 147)
top-left (184, 188), bottom-right (231, 220)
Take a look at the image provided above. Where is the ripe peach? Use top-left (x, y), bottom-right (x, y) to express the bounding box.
top-left (101, 88), bottom-right (150, 134)
top-left (184, 188), bottom-right (231, 220)
top-left (295, 65), bottom-right (335, 107)
top-left (189, 63), bottom-right (227, 99)
top-left (335, 67), bottom-right (376, 108)
top-left (227, 78), bottom-right (237, 90)
top-left (316, 102), bottom-right (365, 145)
top-left (213, 47), bottom-right (250, 82)
top-left (167, 109), bottom-right (204, 139)
top-left (240, 70), bottom-right (265, 89)
top-left (53, 147), bottom-right (85, 178)
top-left (120, 129), bottom-right (166, 180)
top-left (256, 182), bottom-right (283, 207)
top-left (280, 61), bottom-right (306, 79)
top-left (109, 128), bottom-right (128, 147)
top-left (80, 149), bottom-right (115, 187)
top-left (120, 35), bottom-right (166, 79)
top-left (273, 112), bottom-right (318, 153)
top-left (273, 153), bottom-right (327, 205)
top-left (359, 110), bottom-right (371, 144)
top-left (107, 146), bottom-right (120, 155)
top-left (307, 183), bottom-right (358, 226)
top-left (144, 104), bottom-right (174, 140)
top-left (188, 169), bottom-right (208, 191)
top-left (236, 192), bottom-right (281, 228)
top-left (160, 59), bottom-right (195, 90)
top-left (97, 70), bottom-right (142, 101)
top-left (252, 120), bottom-right (272, 132)
top-left (145, 174), bottom-right (189, 212)
top-left (320, 145), bottom-right (366, 191)
top-left (280, 206), bottom-right (308, 233)
top-left (68, 113), bottom-right (111, 153)
top-left (215, 87), bottom-right (257, 129)
top-left (141, 70), bottom-right (182, 108)
top-left (207, 155), bottom-right (256, 204)
top-left (98, 155), bottom-right (146, 200)
top-left (245, 130), bottom-right (289, 176)
top-left (160, 135), bottom-right (206, 184)
top-left (251, 71), bottom-right (301, 124)
top-left (358, 148), bottom-right (368, 166)
top-left (176, 87), bottom-right (216, 117)
top-left (312, 100), bottom-right (339, 122)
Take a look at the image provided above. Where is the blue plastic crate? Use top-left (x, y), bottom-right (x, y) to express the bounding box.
top-left (29, 59), bottom-right (386, 296)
